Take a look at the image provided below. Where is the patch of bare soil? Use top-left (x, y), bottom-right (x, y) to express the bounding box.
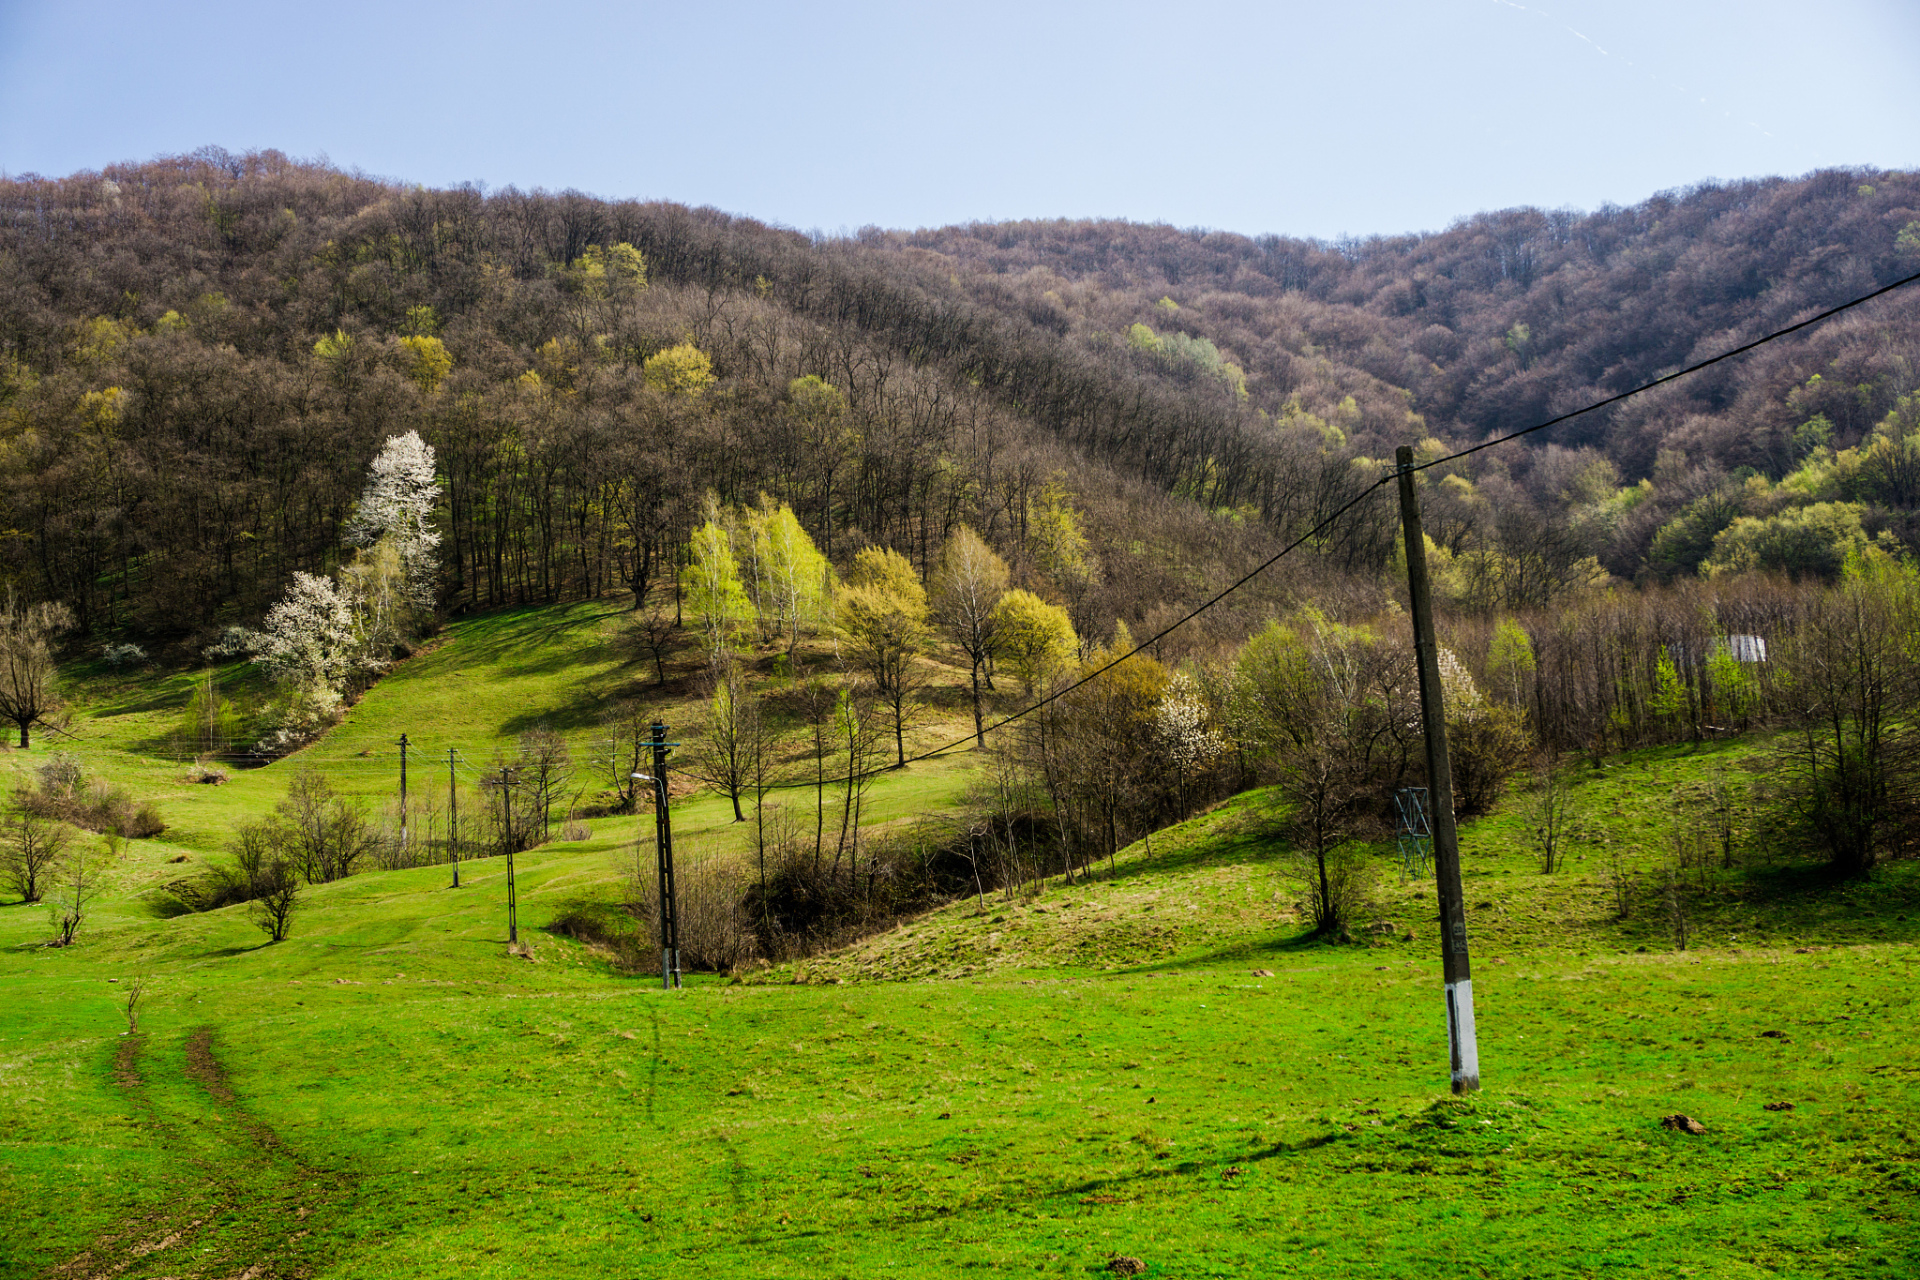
top-left (112, 1035), bottom-right (144, 1090)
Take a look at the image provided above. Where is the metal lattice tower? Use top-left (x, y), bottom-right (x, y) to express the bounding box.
top-left (1395, 786), bottom-right (1433, 879)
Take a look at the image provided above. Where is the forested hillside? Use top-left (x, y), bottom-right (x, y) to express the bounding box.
top-left (5, 150), bottom-right (1917, 649)
top-left (895, 173), bottom-right (1920, 580)
top-left (0, 149), bottom-right (1332, 652)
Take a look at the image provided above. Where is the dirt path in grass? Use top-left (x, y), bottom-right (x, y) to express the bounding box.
top-left (38, 1028), bottom-right (358, 1280)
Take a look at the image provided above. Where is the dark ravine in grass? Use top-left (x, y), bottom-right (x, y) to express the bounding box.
top-left (38, 1028), bottom-right (361, 1280)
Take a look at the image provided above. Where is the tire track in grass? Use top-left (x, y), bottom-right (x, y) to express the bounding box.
top-left (37, 1034), bottom-right (213, 1280)
top-left (38, 1028), bottom-right (361, 1280)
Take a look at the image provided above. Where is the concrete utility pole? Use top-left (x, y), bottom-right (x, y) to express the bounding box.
top-left (1395, 445), bottom-right (1481, 1094)
top-left (448, 747), bottom-right (460, 889)
top-left (397, 734), bottom-right (410, 854)
top-left (500, 765), bottom-right (518, 945)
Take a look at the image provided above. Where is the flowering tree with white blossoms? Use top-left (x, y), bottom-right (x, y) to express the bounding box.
top-left (228, 434), bottom-right (444, 751)
top-left (235, 572), bottom-right (359, 746)
top-left (342, 430), bottom-right (442, 613)
top-left (1153, 672), bottom-right (1226, 773)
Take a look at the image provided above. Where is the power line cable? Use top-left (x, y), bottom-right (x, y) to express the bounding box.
top-left (1412, 268), bottom-right (1920, 472)
top-left (763, 475), bottom-right (1395, 787)
top-left (780, 265), bottom-right (1920, 784)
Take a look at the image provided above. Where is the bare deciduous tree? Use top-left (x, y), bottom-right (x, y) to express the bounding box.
top-left (931, 526), bottom-right (1008, 747)
top-left (633, 591), bottom-right (680, 687)
top-left (684, 661), bottom-right (766, 823)
top-left (249, 855), bottom-right (302, 943)
top-left (2, 805), bottom-right (71, 903)
top-left (0, 594), bottom-right (74, 749)
top-left (514, 727), bottom-right (575, 845)
top-left (275, 768), bottom-right (380, 882)
top-left (48, 841), bottom-right (103, 945)
top-left (830, 684), bottom-right (886, 875)
top-left (1524, 754), bottom-right (1577, 873)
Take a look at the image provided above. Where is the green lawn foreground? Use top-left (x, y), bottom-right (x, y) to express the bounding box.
top-left (0, 610), bottom-right (1915, 1278)
top-left (4, 916), bottom-right (1914, 1279)
top-left (4, 811), bottom-right (1917, 1276)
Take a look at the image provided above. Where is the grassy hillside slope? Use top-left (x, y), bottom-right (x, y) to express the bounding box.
top-left (1, 626), bottom-right (1916, 1279)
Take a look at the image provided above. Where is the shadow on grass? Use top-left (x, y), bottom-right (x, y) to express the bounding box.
top-left (498, 688), bottom-right (620, 736)
top-left (439, 604), bottom-right (630, 678)
top-left (1694, 857), bottom-right (1920, 943)
top-left (1116, 926), bottom-right (1348, 977)
top-left (79, 660), bottom-right (270, 720)
top-left (206, 942), bottom-right (275, 957)
top-left (1091, 801), bottom-right (1287, 889)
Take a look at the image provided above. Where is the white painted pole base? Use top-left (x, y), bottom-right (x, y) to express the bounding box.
top-left (1446, 978), bottom-right (1481, 1093)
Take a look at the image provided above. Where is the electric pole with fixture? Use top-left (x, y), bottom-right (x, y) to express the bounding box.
top-left (1395, 444), bottom-right (1481, 1095)
top-left (633, 720), bottom-right (681, 990)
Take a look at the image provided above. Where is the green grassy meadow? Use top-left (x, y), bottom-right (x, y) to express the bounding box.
top-left (2, 608), bottom-right (1917, 1278)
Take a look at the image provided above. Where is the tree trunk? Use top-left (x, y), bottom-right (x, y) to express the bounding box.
top-left (970, 662), bottom-right (985, 747)
top-left (1315, 837), bottom-right (1334, 935)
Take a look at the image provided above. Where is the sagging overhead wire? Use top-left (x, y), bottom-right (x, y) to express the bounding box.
top-left (69, 270), bottom-right (1920, 797)
top-left (1413, 268), bottom-right (1920, 472)
top-left (807, 266), bottom-right (1920, 783)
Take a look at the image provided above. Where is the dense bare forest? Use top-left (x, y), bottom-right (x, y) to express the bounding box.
top-left (5, 150), bottom-right (1917, 646)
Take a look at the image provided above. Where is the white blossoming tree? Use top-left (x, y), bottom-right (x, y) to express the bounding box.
top-left (238, 572), bottom-right (359, 746)
top-left (342, 430), bottom-right (442, 612)
top-left (1153, 672), bottom-right (1225, 773)
top-left (230, 435), bottom-right (443, 752)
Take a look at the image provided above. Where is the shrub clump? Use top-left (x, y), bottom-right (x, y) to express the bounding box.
top-left (17, 755), bottom-right (165, 838)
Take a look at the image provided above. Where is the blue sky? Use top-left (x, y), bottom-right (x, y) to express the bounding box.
top-left (2, 0), bottom-right (1915, 239)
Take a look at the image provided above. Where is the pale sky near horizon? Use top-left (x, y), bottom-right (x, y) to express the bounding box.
top-left (2, 0), bottom-right (1915, 240)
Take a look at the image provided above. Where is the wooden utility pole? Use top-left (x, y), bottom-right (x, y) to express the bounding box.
top-left (397, 733), bottom-right (410, 854)
top-left (1395, 445), bottom-right (1481, 1094)
top-left (652, 722), bottom-right (681, 990)
top-left (448, 747), bottom-right (460, 889)
top-left (500, 765), bottom-right (518, 944)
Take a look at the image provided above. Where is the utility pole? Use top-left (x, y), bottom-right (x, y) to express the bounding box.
top-left (500, 764), bottom-right (518, 945)
top-left (652, 722), bottom-right (680, 990)
top-left (1395, 445), bottom-right (1481, 1095)
top-left (448, 747), bottom-right (460, 889)
top-left (397, 733), bottom-right (410, 855)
